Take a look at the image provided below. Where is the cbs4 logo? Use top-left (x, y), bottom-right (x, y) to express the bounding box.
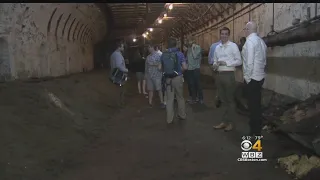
top-left (241, 140), bottom-right (262, 151)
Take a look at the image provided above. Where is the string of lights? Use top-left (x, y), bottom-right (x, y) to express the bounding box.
top-left (132, 3), bottom-right (174, 43)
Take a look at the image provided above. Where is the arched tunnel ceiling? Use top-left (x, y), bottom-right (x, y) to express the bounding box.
top-left (104, 3), bottom-right (238, 43)
top-left (105, 3), bottom-right (165, 40)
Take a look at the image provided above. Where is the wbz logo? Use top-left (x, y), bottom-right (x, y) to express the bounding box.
top-left (241, 152), bottom-right (263, 159)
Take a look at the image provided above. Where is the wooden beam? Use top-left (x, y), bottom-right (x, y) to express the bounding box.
top-left (212, 4), bottom-right (224, 18)
top-left (218, 3), bottom-right (229, 15)
top-left (228, 3), bottom-right (236, 10)
top-left (180, 24), bottom-right (184, 50)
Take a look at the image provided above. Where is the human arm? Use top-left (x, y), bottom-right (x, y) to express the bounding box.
top-left (223, 44), bottom-right (242, 67)
top-left (177, 51), bottom-right (187, 71)
top-left (145, 60), bottom-right (148, 76)
top-left (244, 40), bottom-right (255, 80)
top-left (192, 44), bottom-right (202, 63)
top-left (158, 55), bottom-right (163, 71)
top-left (211, 47), bottom-right (221, 71)
top-left (115, 54), bottom-right (128, 72)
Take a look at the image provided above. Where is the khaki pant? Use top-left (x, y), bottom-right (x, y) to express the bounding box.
top-left (216, 71), bottom-right (236, 123)
top-left (165, 75), bottom-right (186, 123)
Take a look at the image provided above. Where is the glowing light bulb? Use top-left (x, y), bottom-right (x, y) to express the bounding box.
top-left (142, 34), bottom-right (146, 38)
top-left (158, 19), bottom-right (162, 24)
top-left (164, 13), bottom-right (167, 17)
top-left (149, 28), bottom-right (153, 32)
top-left (133, 38), bottom-right (137, 42)
top-left (169, 4), bottom-right (173, 10)
top-left (146, 32), bottom-right (149, 35)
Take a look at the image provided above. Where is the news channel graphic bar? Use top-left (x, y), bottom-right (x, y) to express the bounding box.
top-left (238, 135), bottom-right (268, 162)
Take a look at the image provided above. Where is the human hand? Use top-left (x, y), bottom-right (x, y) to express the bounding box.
top-left (212, 64), bottom-right (219, 71)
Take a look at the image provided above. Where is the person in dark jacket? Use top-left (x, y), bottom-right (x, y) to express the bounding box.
top-left (130, 48), bottom-right (147, 95)
top-left (238, 37), bottom-right (246, 52)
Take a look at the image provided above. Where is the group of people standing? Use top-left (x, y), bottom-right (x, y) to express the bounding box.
top-left (130, 45), bottom-right (165, 108)
top-left (210, 22), bottom-right (267, 136)
top-left (110, 21), bottom-right (267, 137)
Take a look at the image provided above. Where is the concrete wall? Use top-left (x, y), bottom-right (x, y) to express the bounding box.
top-left (0, 3), bottom-right (107, 80)
top-left (189, 3), bottom-right (320, 100)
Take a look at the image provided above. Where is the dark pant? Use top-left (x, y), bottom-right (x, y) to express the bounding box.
top-left (186, 68), bottom-right (203, 101)
top-left (245, 79), bottom-right (264, 135)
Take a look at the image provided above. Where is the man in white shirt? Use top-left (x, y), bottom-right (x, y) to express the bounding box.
top-left (155, 46), bottom-right (162, 56)
top-left (242, 21), bottom-right (267, 136)
top-left (212, 27), bottom-right (242, 132)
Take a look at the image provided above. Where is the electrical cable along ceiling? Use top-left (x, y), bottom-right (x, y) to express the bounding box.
top-left (107, 3), bottom-right (238, 43)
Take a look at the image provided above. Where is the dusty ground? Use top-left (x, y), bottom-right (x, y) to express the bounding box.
top-left (0, 70), bottom-right (308, 180)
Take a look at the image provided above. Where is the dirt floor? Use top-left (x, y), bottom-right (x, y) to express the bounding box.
top-left (0, 70), bottom-right (309, 180)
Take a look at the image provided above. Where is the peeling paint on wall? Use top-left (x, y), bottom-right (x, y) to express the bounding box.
top-left (0, 3), bottom-right (107, 79)
top-left (0, 37), bottom-right (11, 81)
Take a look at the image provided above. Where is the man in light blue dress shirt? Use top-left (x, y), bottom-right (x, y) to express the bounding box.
top-left (208, 40), bottom-right (221, 65)
top-left (208, 40), bottom-right (221, 108)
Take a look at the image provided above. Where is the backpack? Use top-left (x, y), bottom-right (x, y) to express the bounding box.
top-left (161, 51), bottom-right (180, 78)
top-left (109, 68), bottom-right (128, 87)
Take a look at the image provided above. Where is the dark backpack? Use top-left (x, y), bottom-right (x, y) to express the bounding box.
top-left (161, 51), bottom-right (180, 78)
top-left (109, 68), bottom-right (128, 87)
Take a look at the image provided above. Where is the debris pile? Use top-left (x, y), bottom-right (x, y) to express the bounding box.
top-left (235, 87), bottom-right (320, 156)
top-left (279, 94), bottom-right (320, 124)
top-left (278, 154), bottom-right (320, 179)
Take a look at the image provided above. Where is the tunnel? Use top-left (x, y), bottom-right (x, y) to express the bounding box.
top-left (1, 3), bottom-right (320, 180)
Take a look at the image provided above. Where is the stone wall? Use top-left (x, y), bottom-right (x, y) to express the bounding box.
top-left (0, 3), bottom-right (107, 80)
top-left (189, 3), bottom-right (320, 100)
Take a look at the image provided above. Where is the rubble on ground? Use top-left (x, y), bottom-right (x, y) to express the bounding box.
top-left (265, 93), bottom-right (320, 156)
top-left (279, 94), bottom-right (320, 124)
top-left (278, 154), bottom-right (320, 179)
top-left (235, 86), bottom-right (320, 157)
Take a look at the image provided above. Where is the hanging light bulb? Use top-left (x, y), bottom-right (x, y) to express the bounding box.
top-left (169, 4), bottom-right (173, 10)
top-left (149, 28), bottom-right (153, 32)
top-left (164, 13), bottom-right (167, 17)
top-left (133, 38), bottom-right (137, 42)
top-left (158, 19), bottom-right (162, 24)
top-left (142, 34), bottom-right (146, 38)
top-left (146, 31), bottom-right (149, 35)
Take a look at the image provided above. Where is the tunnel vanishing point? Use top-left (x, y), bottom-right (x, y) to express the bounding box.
top-left (1, 3), bottom-right (320, 180)
top-left (1, 3), bottom-right (320, 101)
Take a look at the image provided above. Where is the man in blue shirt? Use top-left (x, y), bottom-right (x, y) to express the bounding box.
top-left (208, 40), bottom-right (221, 65)
top-left (159, 37), bottom-right (187, 124)
top-left (208, 40), bottom-right (221, 108)
top-left (110, 40), bottom-right (128, 107)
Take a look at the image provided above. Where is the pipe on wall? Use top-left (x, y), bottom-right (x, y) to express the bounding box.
top-left (263, 21), bottom-right (320, 47)
top-left (191, 3), bottom-right (263, 37)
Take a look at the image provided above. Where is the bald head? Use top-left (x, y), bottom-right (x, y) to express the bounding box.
top-left (245, 21), bottom-right (257, 36)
